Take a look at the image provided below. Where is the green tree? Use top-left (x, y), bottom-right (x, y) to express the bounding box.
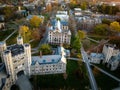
top-left (1, 6), bottom-right (17, 21)
top-left (71, 35), bottom-right (81, 51)
top-left (93, 24), bottom-right (109, 35)
top-left (110, 21), bottom-right (120, 32)
top-left (39, 44), bottom-right (52, 55)
top-left (29, 16), bottom-right (43, 28)
top-left (102, 19), bottom-right (112, 25)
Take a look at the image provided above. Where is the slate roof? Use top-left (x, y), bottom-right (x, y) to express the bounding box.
top-left (31, 55), bottom-right (61, 65)
top-left (7, 44), bottom-right (24, 57)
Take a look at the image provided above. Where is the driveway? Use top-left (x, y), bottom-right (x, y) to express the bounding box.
top-left (16, 75), bottom-right (32, 90)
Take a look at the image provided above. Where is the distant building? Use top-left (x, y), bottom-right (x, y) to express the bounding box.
top-left (56, 11), bottom-right (69, 21)
top-left (16, 6), bottom-right (29, 17)
top-left (74, 8), bottom-right (82, 16)
top-left (74, 9), bottom-right (102, 31)
top-left (102, 44), bottom-right (119, 63)
top-left (89, 44), bottom-right (120, 71)
top-left (48, 19), bottom-right (71, 45)
top-left (89, 53), bottom-right (104, 64)
top-left (48, 10), bottom-right (71, 45)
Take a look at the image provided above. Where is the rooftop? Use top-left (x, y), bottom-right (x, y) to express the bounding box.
top-left (50, 19), bottom-right (69, 32)
top-left (90, 53), bottom-right (104, 59)
top-left (7, 44), bottom-right (24, 57)
top-left (31, 55), bottom-right (61, 65)
top-left (110, 53), bottom-right (120, 62)
top-left (105, 44), bottom-right (119, 49)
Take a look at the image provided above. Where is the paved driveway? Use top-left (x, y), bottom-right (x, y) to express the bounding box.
top-left (16, 75), bottom-right (32, 90)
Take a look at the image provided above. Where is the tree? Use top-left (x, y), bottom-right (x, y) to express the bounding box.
top-left (46, 3), bottom-right (52, 12)
top-left (32, 29), bottom-right (41, 41)
top-left (80, 2), bottom-right (87, 10)
top-left (78, 30), bottom-right (86, 40)
top-left (19, 25), bottom-right (31, 43)
top-left (93, 24), bottom-right (109, 35)
top-left (102, 19), bottom-right (112, 25)
top-left (110, 21), bottom-right (120, 32)
top-left (29, 16), bottom-right (43, 28)
top-left (69, 0), bottom-right (78, 9)
top-left (115, 18), bottom-right (120, 24)
top-left (1, 6), bottom-right (17, 21)
top-left (39, 44), bottom-right (52, 55)
top-left (71, 35), bottom-right (81, 51)
top-left (97, 4), bottom-right (119, 15)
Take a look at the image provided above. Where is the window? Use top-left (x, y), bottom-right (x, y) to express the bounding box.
top-left (43, 60), bottom-right (46, 63)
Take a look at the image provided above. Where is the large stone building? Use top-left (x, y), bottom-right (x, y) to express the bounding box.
top-left (89, 44), bottom-right (120, 71)
top-left (0, 35), bottom-right (69, 90)
top-left (31, 46), bottom-right (67, 75)
top-left (48, 10), bottom-right (71, 45)
top-left (48, 19), bottom-right (71, 45)
top-left (0, 35), bottom-right (31, 81)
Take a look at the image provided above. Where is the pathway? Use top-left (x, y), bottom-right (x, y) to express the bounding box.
top-left (81, 46), bottom-right (98, 90)
top-left (86, 37), bottom-right (99, 43)
top-left (68, 57), bottom-right (120, 83)
top-left (3, 30), bottom-right (17, 41)
top-left (31, 22), bottom-right (49, 53)
top-left (16, 75), bottom-right (32, 90)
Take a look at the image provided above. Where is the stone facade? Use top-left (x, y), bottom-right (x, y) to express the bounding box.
top-left (31, 47), bottom-right (67, 75)
top-left (0, 35), bottom-right (68, 90)
top-left (48, 20), bottom-right (71, 45)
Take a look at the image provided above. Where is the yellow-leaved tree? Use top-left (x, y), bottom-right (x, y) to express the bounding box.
top-left (19, 25), bottom-right (31, 43)
top-left (70, 0), bottom-right (77, 4)
top-left (78, 30), bottom-right (86, 40)
top-left (110, 21), bottom-right (120, 32)
top-left (29, 16), bottom-right (43, 28)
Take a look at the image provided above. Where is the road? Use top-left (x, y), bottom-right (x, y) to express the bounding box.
top-left (81, 46), bottom-right (98, 90)
top-left (16, 75), bottom-right (32, 90)
top-left (67, 57), bottom-right (81, 61)
top-left (86, 37), bottom-right (99, 43)
top-left (91, 64), bottom-right (120, 82)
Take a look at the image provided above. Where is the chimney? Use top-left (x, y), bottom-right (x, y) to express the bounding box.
top-left (40, 51), bottom-right (42, 58)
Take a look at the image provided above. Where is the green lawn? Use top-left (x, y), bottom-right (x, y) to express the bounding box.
top-left (92, 66), bottom-right (119, 90)
top-left (30, 40), bottom-right (40, 48)
top-left (94, 64), bottom-right (120, 79)
top-left (6, 31), bottom-right (18, 45)
top-left (88, 34), bottom-right (108, 41)
top-left (30, 60), bottom-right (90, 90)
top-left (0, 30), bottom-right (14, 41)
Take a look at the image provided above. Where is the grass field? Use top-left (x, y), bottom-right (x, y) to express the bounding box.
top-left (0, 30), bottom-right (14, 41)
top-left (30, 60), bottom-right (90, 90)
top-left (92, 66), bottom-right (119, 90)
